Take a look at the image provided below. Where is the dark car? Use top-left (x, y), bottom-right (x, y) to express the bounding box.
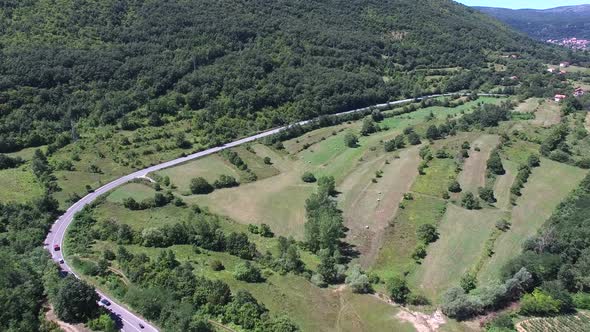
top-left (100, 298), bottom-right (111, 306)
top-left (139, 323), bottom-right (145, 329)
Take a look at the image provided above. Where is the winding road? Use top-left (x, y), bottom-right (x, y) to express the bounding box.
top-left (44, 92), bottom-right (500, 331)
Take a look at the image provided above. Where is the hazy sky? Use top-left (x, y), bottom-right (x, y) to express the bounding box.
top-left (457, 0), bottom-right (590, 9)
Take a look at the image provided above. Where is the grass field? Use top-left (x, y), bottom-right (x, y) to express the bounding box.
top-left (232, 146), bottom-right (280, 180)
top-left (0, 166), bottom-right (44, 203)
top-left (493, 160), bottom-right (518, 211)
top-left (478, 159), bottom-right (587, 282)
top-left (457, 134), bottom-right (500, 193)
top-left (153, 155), bottom-right (239, 194)
top-left (340, 146), bottom-right (422, 267)
top-left (372, 195), bottom-right (447, 280)
top-left (106, 182), bottom-right (156, 203)
top-left (412, 158), bottom-right (457, 197)
top-left (410, 205), bottom-right (507, 301)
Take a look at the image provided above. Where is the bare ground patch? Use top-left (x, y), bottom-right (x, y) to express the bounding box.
top-left (340, 146), bottom-right (422, 268)
top-left (396, 309), bottom-right (446, 332)
top-left (457, 134), bottom-right (500, 193)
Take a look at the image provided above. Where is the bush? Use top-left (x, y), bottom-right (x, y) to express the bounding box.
top-left (234, 261), bottom-right (264, 283)
top-left (213, 174), bottom-right (239, 189)
top-left (345, 265), bottom-right (372, 294)
top-left (387, 276), bottom-right (410, 304)
top-left (573, 292), bottom-right (590, 309)
top-left (412, 244), bottom-right (427, 261)
top-left (263, 156), bottom-right (272, 164)
top-left (460, 272), bottom-right (477, 293)
top-left (549, 150), bottom-right (570, 163)
top-left (487, 150), bottom-right (505, 175)
top-left (461, 192), bottom-right (480, 210)
top-left (448, 180), bottom-right (462, 193)
top-left (520, 289), bottom-right (561, 316)
top-left (495, 219), bottom-right (511, 231)
top-left (344, 132), bottom-right (358, 147)
top-left (301, 172), bottom-right (317, 183)
top-left (210, 260), bottom-right (224, 271)
top-left (478, 187), bottom-right (496, 203)
top-left (190, 177), bottom-right (214, 194)
top-left (416, 224), bottom-right (438, 243)
top-left (407, 293), bottom-right (430, 306)
top-left (259, 223), bottom-right (274, 238)
top-left (527, 154), bottom-right (540, 167)
top-left (310, 273), bottom-right (327, 288)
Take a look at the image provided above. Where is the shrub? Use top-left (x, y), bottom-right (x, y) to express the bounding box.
top-left (460, 272), bottom-right (477, 293)
top-left (387, 276), bottom-right (410, 304)
top-left (527, 154), bottom-right (540, 168)
top-left (416, 224), bottom-right (438, 243)
top-left (301, 172), bottom-right (317, 183)
top-left (495, 219), bottom-right (511, 231)
top-left (345, 265), bottom-right (372, 294)
top-left (344, 132), bottom-right (358, 147)
top-left (190, 177), bottom-right (214, 194)
top-left (310, 273), bottom-right (327, 288)
top-left (573, 292), bottom-right (590, 309)
top-left (520, 289), bottom-right (561, 316)
top-left (411, 244), bottom-right (427, 261)
top-left (461, 192), bottom-right (480, 210)
top-left (549, 150), bottom-right (570, 163)
top-left (448, 180), bottom-right (462, 193)
top-left (407, 294), bottom-right (430, 306)
top-left (478, 187), bottom-right (496, 203)
top-left (487, 150), bottom-right (505, 175)
top-left (210, 260), bottom-right (224, 271)
top-left (234, 261), bottom-right (264, 283)
top-left (259, 223), bottom-right (274, 238)
top-left (213, 174), bottom-right (239, 189)
top-left (263, 156), bottom-right (272, 165)
top-left (461, 141), bottom-right (470, 149)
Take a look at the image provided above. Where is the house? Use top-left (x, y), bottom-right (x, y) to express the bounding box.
top-left (574, 87), bottom-right (585, 97)
top-left (509, 76), bottom-right (519, 80)
top-left (560, 62), bottom-right (570, 68)
top-left (548, 68), bottom-right (557, 73)
top-left (554, 94), bottom-right (567, 102)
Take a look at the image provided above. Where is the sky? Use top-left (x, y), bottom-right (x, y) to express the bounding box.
top-left (456, 0), bottom-right (590, 9)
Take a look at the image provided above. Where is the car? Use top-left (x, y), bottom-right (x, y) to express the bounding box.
top-left (139, 323), bottom-right (145, 329)
top-left (53, 244), bottom-right (60, 251)
top-left (100, 298), bottom-right (111, 306)
top-left (59, 259), bottom-right (64, 264)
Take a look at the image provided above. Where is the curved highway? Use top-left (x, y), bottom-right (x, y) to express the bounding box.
top-left (44, 92), bottom-right (501, 331)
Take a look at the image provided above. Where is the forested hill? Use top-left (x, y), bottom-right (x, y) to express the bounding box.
top-left (475, 5), bottom-right (590, 40)
top-left (0, 0), bottom-right (559, 152)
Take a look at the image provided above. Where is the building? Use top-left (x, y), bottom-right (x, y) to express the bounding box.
top-left (554, 94), bottom-right (567, 102)
top-left (547, 68), bottom-right (557, 73)
top-left (509, 76), bottom-right (518, 80)
top-left (560, 62), bottom-right (570, 68)
top-left (574, 87), bottom-right (585, 97)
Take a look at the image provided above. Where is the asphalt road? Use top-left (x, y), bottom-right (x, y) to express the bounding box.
top-left (44, 92), bottom-right (500, 331)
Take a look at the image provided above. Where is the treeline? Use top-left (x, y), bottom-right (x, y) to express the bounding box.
top-left (0, 192), bottom-right (62, 331)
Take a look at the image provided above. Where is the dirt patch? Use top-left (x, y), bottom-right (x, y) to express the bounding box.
top-left (340, 146), bottom-right (422, 268)
top-left (45, 304), bottom-right (92, 332)
top-left (457, 134), bottom-right (500, 193)
top-left (396, 309), bottom-right (446, 332)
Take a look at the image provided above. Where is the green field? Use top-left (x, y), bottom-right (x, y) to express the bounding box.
top-left (106, 182), bottom-right (156, 203)
top-left (372, 195), bottom-right (447, 280)
top-left (0, 166), bottom-right (44, 203)
top-left (410, 205), bottom-right (507, 301)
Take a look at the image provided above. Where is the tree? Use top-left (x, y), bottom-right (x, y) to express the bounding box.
top-left (520, 289), bottom-right (561, 316)
top-left (461, 192), bottom-right (480, 210)
top-left (407, 131), bottom-right (421, 145)
top-left (478, 187), bottom-right (496, 203)
top-left (259, 223), bottom-right (274, 237)
top-left (263, 156), bottom-right (272, 164)
top-left (262, 315), bottom-right (300, 332)
top-left (487, 150), bottom-right (505, 175)
top-left (460, 272), bottom-right (478, 293)
top-left (344, 132), bottom-right (358, 147)
top-left (448, 180), bottom-right (462, 193)
top-left (416, 224), bottom-right (438, 243)
top-left (345, 265), bottom-right (372, 294)
top-left (301, 172), bottom-right (317, 183)
top-left (175, 132), bottom-right (191, 149)
top-left (317, 250), bottom-right (339, 284)
top-left (426, 125), bottom-right (440, 140)
top-left (54, 276), bottom-right (100, 323)
top-left (387, 276), bottom-right (410, 304)
top-left (190, 177), bottom-right (214, 194)
top-left (360, 117), bottom-right (377, 136)
top-left (234, 261), bottom-right (263, 283)
top-left (527, 154), bottom-right (540, 167)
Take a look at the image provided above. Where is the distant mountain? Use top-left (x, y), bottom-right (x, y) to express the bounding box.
top-left (475, 5), bottom-right (590, 40)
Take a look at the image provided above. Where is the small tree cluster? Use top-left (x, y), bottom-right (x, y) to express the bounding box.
top-left (487, 149), bottom-right (505, 175)
top-left (461, 192), bottom-right (480, 210)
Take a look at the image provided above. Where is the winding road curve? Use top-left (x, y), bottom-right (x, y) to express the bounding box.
top-left (44, 92), bottom-right (500, 331)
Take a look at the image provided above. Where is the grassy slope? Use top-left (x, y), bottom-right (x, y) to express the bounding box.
top-left (410, 205), bottom-right (507, 301)
top-left (0, 166), bottom-right (44, 203)
top-left (478, 158), bottom-right (587, 282)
